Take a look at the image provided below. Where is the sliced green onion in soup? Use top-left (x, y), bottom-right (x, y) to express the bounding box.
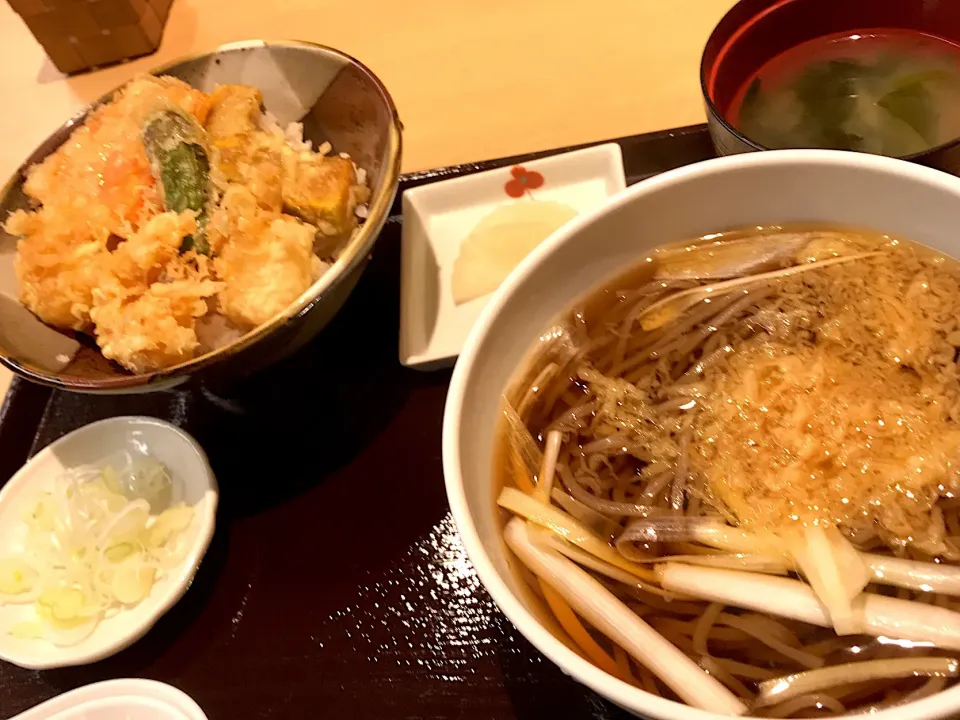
top-left (498, 487), bottom-right (656, 582)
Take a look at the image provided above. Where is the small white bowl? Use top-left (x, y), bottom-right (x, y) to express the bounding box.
top-left (400, 143), bottom-right (626, 369)
top-left (0, 416), bottom-right (218, 670)
top-left (11, 678), bottom-right (208, 719)
top-left (443, 149), bottom-right (960, 720)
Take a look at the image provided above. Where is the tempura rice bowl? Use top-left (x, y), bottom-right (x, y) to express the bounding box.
top-left (443, 150), bottom-right (960, 720)
top-left (0, 40), bottom-right (401, 393)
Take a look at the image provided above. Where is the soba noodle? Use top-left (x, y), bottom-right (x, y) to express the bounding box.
top-left (495, 227), bottom-right (960, 717)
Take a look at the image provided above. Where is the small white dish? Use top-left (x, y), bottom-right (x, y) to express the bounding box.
top-left (11, 678), bottom-right (209, 719)
top-left (400, 143), bottom-right (626, 369)
top-left (0, 416), bottom-right (218, 670)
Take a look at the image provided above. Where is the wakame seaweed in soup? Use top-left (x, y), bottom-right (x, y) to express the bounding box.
top-left (729, 30), bottom-right (960, 157)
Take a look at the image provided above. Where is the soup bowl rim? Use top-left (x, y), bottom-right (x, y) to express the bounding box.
top-left (698, 0), bottom-right (960, 162)
top-left (443, 148), bottom-right (960, 720)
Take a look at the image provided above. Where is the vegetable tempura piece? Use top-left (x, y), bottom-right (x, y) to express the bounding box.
top-left (9, 75), bottom-right (212, 331)
top-left (210, 186), bottom-right (321, 328)
top-left (90, 211), bottom-right (221, 372)
top-left (206, 85), bottom-right (262, 139)
top-left (234, 143), bottom-right (284, 212)
top-left (23, 75), bottom-right (208, 221)
top-left (143, 110), bottom-right (215, 254)
top-left (7, 206), bottom-right (108, 331)
top-left (282, 155), bottom-right (358, 240)
top-left (205, 86), bottom-right (284, 211)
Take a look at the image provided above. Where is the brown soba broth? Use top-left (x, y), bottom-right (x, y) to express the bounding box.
top-left (495, 226), bottom-right (960, 717)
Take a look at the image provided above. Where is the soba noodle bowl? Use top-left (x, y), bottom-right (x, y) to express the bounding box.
top-left (495, 227), bottom-right (960, 717)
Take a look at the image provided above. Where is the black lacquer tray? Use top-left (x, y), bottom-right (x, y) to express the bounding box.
top-left (0, 124), bottom-right (715, 719)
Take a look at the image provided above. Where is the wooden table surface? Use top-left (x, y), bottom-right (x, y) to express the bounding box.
top-left (0, 0), bottom-right (736, 399)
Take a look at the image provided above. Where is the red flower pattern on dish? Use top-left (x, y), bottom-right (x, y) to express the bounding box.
top-left (504, 166), bottom-right (544, 198)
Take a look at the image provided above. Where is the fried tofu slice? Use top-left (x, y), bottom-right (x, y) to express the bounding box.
top-left (282, 155), bottom-right (358, 242)
top-left (210, 186), bottom-right (320, 328)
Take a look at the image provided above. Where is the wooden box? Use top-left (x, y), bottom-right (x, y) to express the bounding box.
top-left (7, 0), bottom-right (173, 74)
